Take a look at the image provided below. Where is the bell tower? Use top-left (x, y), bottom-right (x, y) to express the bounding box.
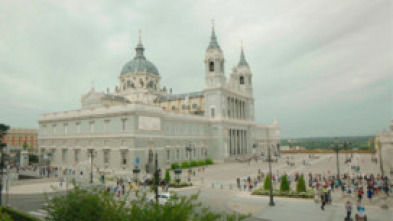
top-left (204, 22), bottom-right (226, 89)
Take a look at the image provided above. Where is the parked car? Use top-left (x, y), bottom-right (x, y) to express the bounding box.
top-left (147, 192), bottom-right (175, 205)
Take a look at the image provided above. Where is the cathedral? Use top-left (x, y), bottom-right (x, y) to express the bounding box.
top-left (38, 26), bottom-right (280, 176)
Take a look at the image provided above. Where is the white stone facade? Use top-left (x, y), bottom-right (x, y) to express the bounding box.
top-left (38, 27), bottom-right (280, 176)
top-left (375, 120), bottom-right (393, 177)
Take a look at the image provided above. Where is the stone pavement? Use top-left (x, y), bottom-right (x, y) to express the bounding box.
top-left (227, 194), bottom-right (393, 221)
top-left (7, 181), bottom-right (74, 195)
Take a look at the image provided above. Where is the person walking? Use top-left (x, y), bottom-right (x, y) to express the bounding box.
top-left (357, 187), bottom-right (363, 202)
top-left (345, 201), bottom-right (352, 220)
top-left (321, 188), bottom-right (328, 210)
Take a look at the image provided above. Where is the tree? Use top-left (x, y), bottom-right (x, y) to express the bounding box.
top-left (263, 175), bottom-right (271, 190)
top-left (165, 169), bottom-right (171, 184)
top-left (296, 176), bottom-right (306, 193)
top-left (22, 142), bottom-right (28, 151)
top-left (0, 208), bottom-right (13, 221)
top-left (280, 175), bottom-right (290, 192)
top-left (44, 186), bottom-right (249, 221)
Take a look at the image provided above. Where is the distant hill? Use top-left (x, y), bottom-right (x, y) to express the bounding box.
top-left (280, 136), bottom-right (374, 150)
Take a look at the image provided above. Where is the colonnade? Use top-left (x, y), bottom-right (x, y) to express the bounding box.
top-left (229, 129), bottom-right (247, 155)
top-left (227, 97), bottom-right (247, 119)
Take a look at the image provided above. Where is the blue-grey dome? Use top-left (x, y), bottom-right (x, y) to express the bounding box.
top-left (121, 58), bottom-right (159, 75)
top-left (120, 38), bottom-right (159, 75)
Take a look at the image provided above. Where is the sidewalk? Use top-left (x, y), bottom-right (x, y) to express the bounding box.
top-left (7, 181), bottom-right (74, 195)
top-left (228, 194), bottom-right (393, 221)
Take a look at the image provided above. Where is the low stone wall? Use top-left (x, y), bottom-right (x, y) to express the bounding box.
top-left (281, 150), bottom-right (376, 154)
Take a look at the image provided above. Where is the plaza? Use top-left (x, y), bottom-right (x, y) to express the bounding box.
top-left (6, 152), bottom-right (392, 221)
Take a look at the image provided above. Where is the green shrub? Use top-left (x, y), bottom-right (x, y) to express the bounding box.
top-left (296, 176), bottom-right (306, 193)
top-left (190, 160), bottom-right (198, 167)
top-left (205, 158), bottom-right (214, 165)
top-left (165, 169), bottom-right (171, 183)
top-left (263, 175), bottom-right (271, 190)
top-left (181, 161), bottom-right (190, 168)
top-left (171, 163), bottom-right (180, 170)
top-left (28, 154), bottom-right (39, 164)
top-left (198, 160), bottom-right (205, 166)
top-left (0, 208), bottom-right (13, 221)
top-left (44, 186), bottom-right (248, 220)
top-left (0, 207), bottom-right (40, 221)
top-left (280, 175), bottom-right (290, 192)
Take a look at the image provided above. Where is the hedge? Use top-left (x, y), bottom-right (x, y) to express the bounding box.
top-left (205, 158), bottom-right (213, 165)
top-left (0, 207), bottom-right (41, 221)
top-left (171, 163), bottom-right (180, 170)
top-left (198, 160), bottom-right (205, 166)
top-left (169, 181), bottom-right (193, 188)
top-left (252, 189), bottom-right (314, 199)
top-left (181, 161), bottom-right (190, 168)
top-left (190, 161), bottom-right (198, 167)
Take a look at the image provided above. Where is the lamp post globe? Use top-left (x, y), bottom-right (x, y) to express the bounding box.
top-left (174, 168), bottom-right (182, 186)
top-left (133, 166), bottom-right (140, 184)
top-left (47, 152), bottom-right (52, 178)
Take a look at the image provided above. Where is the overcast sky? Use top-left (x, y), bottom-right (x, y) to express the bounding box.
top-left (0, 0), bottom-right (392, 138)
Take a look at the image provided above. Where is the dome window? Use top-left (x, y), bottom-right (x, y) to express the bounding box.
top-left (240, 76), bottom-right (244, 85)
top-left (209, 61), bottom-right (214, 72)
top-left (147, 81), bottom-right (154, 89)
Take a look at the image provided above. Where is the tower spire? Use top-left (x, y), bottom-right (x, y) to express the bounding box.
top-left (207, 19), bottom-right (220, 50)
top-left (135, 29), bottom-right (145, 59)
top-left (237, 43), bottom-right (249, 67)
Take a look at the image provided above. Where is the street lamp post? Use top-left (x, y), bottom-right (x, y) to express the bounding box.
top-left (331, 137), bottom-right (342, 185)
top-left (186, 142), bottom-right (193, 179)
top-left (174, 168), bottom-right (182, 186)
top-left (133, 166), bottom-right (140, 184)
top-left (47, 152), bottom-right (52, 178)
top-left (155, 153), bottom-right (159, 205)
top-left (88, 149), bottom-right (95, 184)
top-left (268, 144), bottom-right (275, 206)
top-left (0, 153), bottom-right (9, 207)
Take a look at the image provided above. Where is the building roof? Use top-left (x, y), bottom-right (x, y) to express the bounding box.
top-left (237, 47), bottom-right (249, 67)
top-left (207, 28), bottom-right (221, 50)
top-left (156, 91), bottom-right (204, 102)
top-left (120, 35), bottom-right (159, 76)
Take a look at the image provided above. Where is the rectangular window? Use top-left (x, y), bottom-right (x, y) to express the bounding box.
top-left (193, 149), bottom-right (196, 157)
top-left (167, 150), bottom-right (170, 160)
top-left (211, 108), bottom-right (215, 118)
top-left (104, 120), bottom-right (110, 133)
top-left (43, 125), bottom-right (47, 135)
top-left (75, 149), bottom-right (80, 163)
top-left (90, 121), bottom-right (94, 133)
top-left (76, 122), bottom-right (81, 134)
top-left (104, 150), bottom-right (109, 164)
top-left (176, 149), bottom-right (179, 159)
top-left (52, 124), bottom-right (57, 134)
top-left (192, 104), bottom-right (198, 110)
top-left (62, 149), bottom-right (67, 163)
top-left (121, 151), bottom-right (127, 165)
top-left (64, 124), bottom-right (68, 134)
top-left (122, 119), bottom-right (127, 131)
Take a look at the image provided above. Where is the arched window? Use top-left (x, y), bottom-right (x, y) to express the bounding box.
top-left (240, 76), bottom-right (244, 85)
top-left (209, 61), bottom-right (214, 72)
top-left (139, 79), bottom-right (144, 87)
top-left (211, 108), bottom-right (215, 118)
top-left (147, 81), bottom-right (154, 89)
